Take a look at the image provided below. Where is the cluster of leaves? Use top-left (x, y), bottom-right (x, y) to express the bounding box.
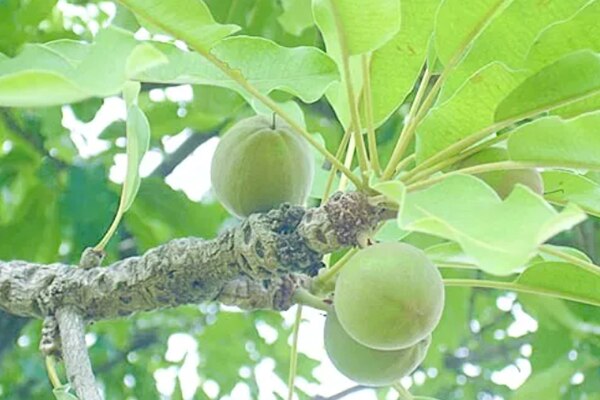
top-left (1, 0), bottom-right (600, 399)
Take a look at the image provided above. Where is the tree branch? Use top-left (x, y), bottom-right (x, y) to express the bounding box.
top-left (56, 306), bottom-right (102, 400)
top-left (0, 192), bottom-right (390, 321)
top-left (313, 385), bottom-right (370, 400)
top-left (150, 129), bottom-right (221, 178)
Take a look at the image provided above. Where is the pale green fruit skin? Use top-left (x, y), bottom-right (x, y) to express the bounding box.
top-left (459, 147), bottom-right (544, 199)
top-left (324, 310), bottom-right (431, 386)
top-left (334, 242), bottom-right (444, 350)
top-left (210, 115), bottom-right (314, 218)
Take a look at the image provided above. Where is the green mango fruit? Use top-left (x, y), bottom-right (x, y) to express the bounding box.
top-left (458, 147), bottom-right (543, 199)
top-left (324, 309), bottom-right (431, 386)
top-left (334, 242), bottom-right (444, 350)
top-left (210, 115), bottom-right (314, 217)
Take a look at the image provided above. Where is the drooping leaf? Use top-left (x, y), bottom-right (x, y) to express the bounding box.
top-left (543, 170), bottom-right (600, 217)
top-left (121, 104), bottom-right (150, 212)
top-left (399, 175), bottom-right (586, 275)
top-left (367, 0), bottom-right (440, 126)
top-left (117, 0), bottom-right (239, 50)
top-left (495, 50), bottom-right (600, 122)
top-left (507, 112), bottom-right (600, 170)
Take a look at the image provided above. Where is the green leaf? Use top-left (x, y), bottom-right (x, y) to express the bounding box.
top-left (125, 42), bottom-right (169, 79)
top-left (434, 0), bottom-right (510, 67)
top-left (313, 0), bottom-right (401, 56)
top-left (0, 27), bottom-right (168, 107)
top-left (516, 261), bottom-right (600, 308)
top-left (366, 0), bottom-right (440, 126)
top-left (211, 36), bottom-right (338, 103)
top-left (543, 170), bottom-right (600, 217)
top-left (495, 50), bottom-right (600, 122)
top-left (117, 0), bottom-right (240, 50)
top-left (439, 0), bottom-right (589, 100)
top-left (372, 180), bottom-right (405, 206)
top-left (122, 104), bottom-right (150, 212)
top-left (416, 62), bottom-right (525, 163)
top-left (507, 111), bottom-right (600, 170)
top-left (136, 37), bottom-right (339, 104)
top-left (0, 46), bottom-right (89, 107)
top-left (525, 1), bottom-right (600, 72)
top-left (425, 242), bottom-right (477, 267)
top-left (400, 175), bottom-right (586, 275)
top-left (278, 0), bottom-right (313, 36)
top-left (511, 359), bottom-right (578, 400)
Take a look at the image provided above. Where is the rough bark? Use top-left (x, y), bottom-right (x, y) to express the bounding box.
top-left (0, 192), bottom-right (389, 321)
top-left (56, 307), bottom-right (102, 400)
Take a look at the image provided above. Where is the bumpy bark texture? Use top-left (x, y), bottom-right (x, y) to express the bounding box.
top-left (0, 192), bottom-right (388, 321)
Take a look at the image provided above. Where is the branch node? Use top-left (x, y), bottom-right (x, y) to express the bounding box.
top-left (79, 248), bottom-right (105, 269)
top-left (40, 316), bottom-right (62, 357)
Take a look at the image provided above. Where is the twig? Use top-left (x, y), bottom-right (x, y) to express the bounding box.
top-left (313, 385), bottom-right (369, 400)
top-left (150, 128), bottom-right (222, 178)
top-left (56, 306), bottom-right (102, 400)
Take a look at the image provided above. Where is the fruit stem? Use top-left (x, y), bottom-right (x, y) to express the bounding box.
top-left (361, 54), bottom-right (382, 176)
top-left (45, 356), bottom-right (63, 389)
top-left (292, 288), bottom-right (330, 312)
top-left (286, 305), bottom-right (303, 400)
top-left (313, 248), bottom-right (358, 288)
top-left (393, 383), bottom-right (414, 400)
top-left (539, 245), bottom-right (600, 278)
top-left (382, 67), bottom-right (432, 180)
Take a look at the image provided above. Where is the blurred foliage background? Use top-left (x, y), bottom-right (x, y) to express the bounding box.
top-left (0, 1), bottom-right (599, 399)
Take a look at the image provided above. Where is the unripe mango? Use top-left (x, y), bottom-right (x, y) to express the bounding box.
top-left (210, 115), bottom-right (314, 218)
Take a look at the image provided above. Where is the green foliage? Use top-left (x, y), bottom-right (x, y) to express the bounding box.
top-left (401, 175), bottom-right (585, 275)
top-left (1, 0), bottom-right (600, 398)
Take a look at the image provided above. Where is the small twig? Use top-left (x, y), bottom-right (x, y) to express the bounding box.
top-left (150, 128), bottom-right (222, 178)
top-left (313, 385), bottom-right (369, 400)
top-left (56, 307), bottom-right (102, 400)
